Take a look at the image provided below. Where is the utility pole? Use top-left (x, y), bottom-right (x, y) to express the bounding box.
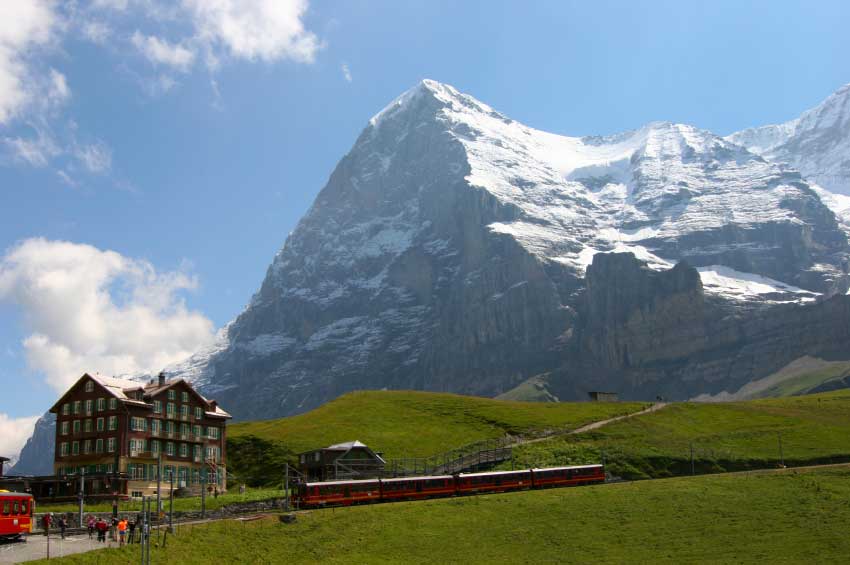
top-left (140, 496), bottom-right (146, 565)
top-left (78, 467), bottom-right (85, 528)
top-left (146, 496), bottom-right (151, 565)
top-left (156, 454), bottom-right (162, 520)
top-left (168, 471), bottom-right (174, 533)
top-left (284, 463), bottom-right (290, 511)
top-left (690, 442), bottom-right (695, 476)
top-left (200, 468), bottom-right (206, 519)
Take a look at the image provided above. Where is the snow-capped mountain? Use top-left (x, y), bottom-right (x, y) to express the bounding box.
top-left (167, 80), bottom-right (850, 419)
top-left (729, 83), bottom-right (850, 197)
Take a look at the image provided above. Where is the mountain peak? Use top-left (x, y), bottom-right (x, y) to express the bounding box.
top-left (729, 81), bottom-right (850, 195)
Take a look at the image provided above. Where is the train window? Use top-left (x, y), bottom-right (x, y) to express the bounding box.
top-left (1, 501), bottom-right (8, 515)
top-left (12, 501), bottom-right (19, 514)
top-left (21, 500), bottom-right (28, 514)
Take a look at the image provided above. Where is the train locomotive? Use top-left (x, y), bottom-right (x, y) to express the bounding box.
top-left (294, 464), bottom-right (604, 508)
top-left (0, 491), bottom-right (34, 541)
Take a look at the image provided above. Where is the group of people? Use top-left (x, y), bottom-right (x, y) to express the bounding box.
top-left (40, 512), bottom-right (70, 539)
top-left (85, 514), bottom-right (142, 545)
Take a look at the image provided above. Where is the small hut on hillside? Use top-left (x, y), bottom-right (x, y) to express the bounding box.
top-left (298, 441), bottom-right (386, 481)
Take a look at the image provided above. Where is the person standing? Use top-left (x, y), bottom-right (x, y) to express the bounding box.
top-left (58, 515), bottom-right (68, 540)
top-left (110, 516), bottom-right (118, 541)
top-left (118, 517), bottom-right (127, 547)
top-left (41, 513), bottom-right (53, 536)
top-left (87, 515), bottom-right (96, 539)
top-left (96, 517), bottom-right (108, 542)
top-left (128, 518), bottom-right (136, 544)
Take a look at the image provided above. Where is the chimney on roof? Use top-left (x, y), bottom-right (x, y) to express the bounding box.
top-left (158, 372), bottom-right (166, 387)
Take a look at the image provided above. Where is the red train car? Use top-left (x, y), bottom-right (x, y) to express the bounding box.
top-left (531, 465), bottom-right (605, 488)
top-left (380, 475), bottom-right (455, 501)
top-left (0, 491), bottom-right (34, 541)
top-left (455, 470), bottom-right (532, 495)
top-left (296, 479), bottom-right (381, 508)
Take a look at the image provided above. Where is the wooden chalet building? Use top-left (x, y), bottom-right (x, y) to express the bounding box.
top-left (47, 372), bottom-right (231, 500)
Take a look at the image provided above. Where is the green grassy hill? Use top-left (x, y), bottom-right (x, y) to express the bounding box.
top-left (35, 465), bottom-right (850, 564)
top-left (227, 391), bottom-right (648, 485)
top-left (510, 390), bottom-right (850, 478)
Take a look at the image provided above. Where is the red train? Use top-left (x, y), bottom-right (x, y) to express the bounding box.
top-left (0, 491), bottom-right (34, 541)
top-left (294, 464), bottom-right (604, 508)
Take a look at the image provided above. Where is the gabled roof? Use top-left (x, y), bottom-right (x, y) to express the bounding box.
top-left (326, 440), bottom-right (369, 450)
top-left (301, 440), bottom-right (386, 464)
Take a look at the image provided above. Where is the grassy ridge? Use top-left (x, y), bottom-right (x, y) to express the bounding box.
top-left (510, 390), bottom-right (850, 478)
top-left (227, 391), bottom-right (647, 485)
top-left (756, 362), bottom-right (850, 397)
top-left (34, 465), bottom-right (850, 564)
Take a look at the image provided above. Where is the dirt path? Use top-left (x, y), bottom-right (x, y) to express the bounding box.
top-left (515, 402), bottom-right (668, 447)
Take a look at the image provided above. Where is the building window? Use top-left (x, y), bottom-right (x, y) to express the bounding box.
top-left (73, 401), bottom-right (81, 414)
top-left (107, 463), bottom-right (114, 473)
top-left (96, 417), bottom-right (104, 431)
top-left (154, 400), bottom-right (162, 414)
top-left (193, 444), bottom-right (201, 461)
top-left (108, 416), bottom-right (117, 431)
top-left (150, 419), bottom-right (160, 436)
top-left (166, 442), bottom-right (174, 456)
top-left (84, 439), bottom-right (92, 454)
top-left (193, 425), bottom-right (201, 438)
top-left (130, 417), bottom-right (147, 432)
top-left (72, 441), bottom-right (80, 455)
top-left (85, 380), bottom-right (94, 393)
top-left (129, 439), bottom-right (146, 455)
top-left (95, 438), bottom-right (104, 453)
top-left (107, 437), bottom-right (116, 453)
top-left (61, 442), bottom-right (69, 456)
top-left (97, 398), bottom-right (106, 411)
top-left (179, 443), bottom-right (188, 457)
top-left (314, 452), bottom-right (320, 462)
top-left (207, 426), bottom-right (219, 439)
top-left (167, 390), bottom-right (176, 401)
top-left (194, 406), bottom-right (203, 420)
top-left (181, 391), bottom-right (188, 403)
top-left (166, 403), bottom-right (175, 418)
top-left (108, 398), bottom-right (118, 410)
top-left (165, 421), bottom-right (174, 437)
top-left (180, 405), bottom-right (189, 420)
top-left (180, 423), bottom-right (189, 439)
top-left (61, 421), bottom-right (69, 435)
top-left (131, 491), bottom-right (144, 498)
top-left (85, 399), bottom-right (93, 415)
top-left (151, 440), bottom-right (160, 455)
top-left (62, 403), bottom-right (70, 416)
top-left (84, 419), bottom-right (93, 433)
top-left (73, 420), bottom-right (81, 434)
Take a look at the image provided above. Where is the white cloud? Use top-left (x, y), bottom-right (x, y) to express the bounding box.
top-left (131, 31), bottom-right (195, 71)
top-left (341, 63), bottom-right (352, 83)
top-left (74, 140), bottom-right (112, 173)
top-left (0, 238), bottom-right (215, 394)
top-left (81, 20), bottom-right (112, 45)
top-left (0, 0), bottom-right (61, 124)
top-left (0, 413), bottom-right (39, 459)
top-left (183, 0), bottom-right (322, 64)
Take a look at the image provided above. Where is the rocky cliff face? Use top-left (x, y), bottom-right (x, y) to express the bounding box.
top-left (7, 412), bottom-right (55, 476)
top-left (166, 80), bottom-right (850, 420)
top-left (548, 252), bottom-right (850, 401)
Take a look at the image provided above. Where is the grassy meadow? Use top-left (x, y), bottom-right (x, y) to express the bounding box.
top-left (508, 390), bottom-right (850, 478)
top-left (227, 390), bottom-right (648, 485)
top-left (31, 465), bottom-right (850, 564)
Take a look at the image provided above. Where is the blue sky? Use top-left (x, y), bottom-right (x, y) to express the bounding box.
top-left (0, 0), bottom-right (848, 456)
